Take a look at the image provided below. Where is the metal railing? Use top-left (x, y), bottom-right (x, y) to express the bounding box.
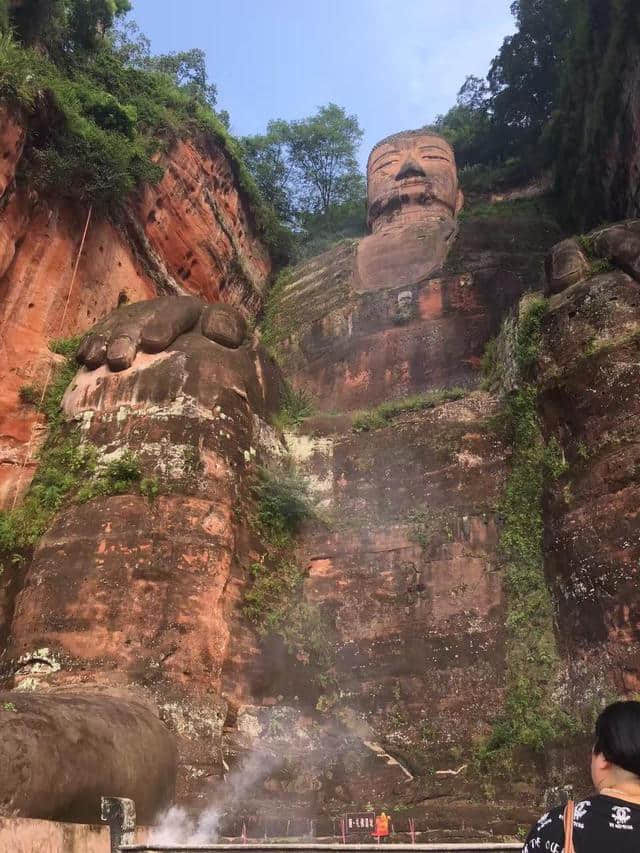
top-left (101, 797), bottom-right (522, 853)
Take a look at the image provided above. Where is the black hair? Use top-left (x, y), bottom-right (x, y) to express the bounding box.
top-left (594, 701), bottom-right (640, 778)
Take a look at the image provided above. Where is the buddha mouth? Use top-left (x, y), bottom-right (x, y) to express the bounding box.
top-left (395, 177), bottom-right (433, 190)
top-left (368, 187), bottom-right (455, 226)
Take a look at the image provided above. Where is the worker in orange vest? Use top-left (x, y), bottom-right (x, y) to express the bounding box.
top-left (373, 812), bottom-right (390, 839)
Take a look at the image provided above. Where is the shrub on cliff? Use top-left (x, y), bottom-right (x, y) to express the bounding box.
top-left (0, 4), bottom-right (289, 257)
top-left (245, 464), bottom-right (334, 685)
top-left (251, 464), bottom-right (313, 544)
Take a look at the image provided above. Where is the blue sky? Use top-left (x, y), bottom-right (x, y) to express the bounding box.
top-left (131, 0), bottom-right (515, 166)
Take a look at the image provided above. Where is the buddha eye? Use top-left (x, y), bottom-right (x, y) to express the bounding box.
top-left (376, 159), bottom-right (399, 171)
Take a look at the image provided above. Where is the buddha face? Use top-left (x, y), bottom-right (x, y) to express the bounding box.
top-left (367, 131), bottom-right (462, 232)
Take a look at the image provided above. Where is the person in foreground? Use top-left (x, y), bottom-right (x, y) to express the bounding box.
top-left (523, 701), bottom-right (640, 852)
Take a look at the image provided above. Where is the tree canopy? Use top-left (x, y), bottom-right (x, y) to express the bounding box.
top-left (242, 104), bottom-right (366, 257)
top-left (433, 0), bottom-right (572, 178)
top-left (243, 104), bottom-right (364, 224)
top-left (0, 0), bottom-right (288, 257)
top-left (8, 0), bottom-right (132, 56)
top-left (431, 0), bottom-right (640, 226)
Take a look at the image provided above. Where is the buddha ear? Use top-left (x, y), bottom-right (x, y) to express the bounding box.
top-left (455, 188), bottom-right (464, 214)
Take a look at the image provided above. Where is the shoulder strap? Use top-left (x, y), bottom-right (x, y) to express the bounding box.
top-left (563, 800), bottom-right (575, 853)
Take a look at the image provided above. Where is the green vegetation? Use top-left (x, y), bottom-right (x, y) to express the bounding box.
top-left (458, 159), bottom-right (538, 197)
top-left (480, 337), bottom-right (501, 391)
top-left (140, 476), bottom-right (160, 500)
top-left (244, 464), bottom-right (334, 683)
top-left (576, 235), bottom-right (615, 277)
top-left (242, 103), bottom-right (365, 259)
top-left (433, 0), bottom-right (640, 228)
top-left (0, 2), bottom-right (288, 257)
top-left (432, 1), bottom-right (571, 186)
top-left (1, 702), bottom-right (17, 712)
top-left (273, 384), bottom-right (314, 431)
top-left (351, 389), bottom-right (466, 433)
top-left (514, 296), bottom-right (547, 375)
top-left (589, 258), bottom-right (615, 276)
top-left (553, 0), bottom-right (640, 229)
top-left (244, 557), bottom-right (332, 674)
top-left (1, 338), bottom-right (87, 568)
top-left (460, 195), bottom-right (557, 224)
top-left (18, 385), bottom-right (40, 406)
top-left (478, 299), bottom-right (578, 764)
top-left (17, 335), bottom-right (83, 423)
top-left (0, 336), bottom-right (156, 573)
top-left (408, 506), bottom-right (454, 552)
top-left (0, 435), bottom-right (97, 562)
top-left (75, 450), bottom-right (141, 502)
top-left (259, 268), bottom-right (294, 352)
top-left (250, 464), bottom-right (313, 546)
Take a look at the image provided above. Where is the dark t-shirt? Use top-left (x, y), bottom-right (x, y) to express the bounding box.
top-left (523, 795), bottom-right (640, 852)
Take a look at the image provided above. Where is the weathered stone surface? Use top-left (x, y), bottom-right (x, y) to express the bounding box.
top-left (0, 688), bottom-right (176, 823)
top-left (137, 137), bottom-right (270, 313)
top-left (284, 393), bottom-right (509, 761)
top-left (213, 390), bottom-right (561, 827)
top-left (270, 211), bottom-right (558, 411)
top-left (357, 131), bottom-right (463, 293)
top-left (201, 302), bottom-right (248, 349)
top-left (0, 816), bottom-right (149, 853)
top-left (591, 219), bottom-right (640, 281)
top-left (0, 104), bottom-right (25, 198)
top-left (3, 313), bottom-right (283, 807)
top-left (544, 238), bottom-right (590, 295)
top-left (0, 106), bottom-right (271, 508)
top-left (0, 119), bottom-right (590, 839)
top-left (538, 266), bottom-right (640, 700)
top-left (265, 131), bottom-right (560, 412)
top-left (77, 296), bottom-right (248, 372)
top-left (367, 131), bottom-right (463, 233)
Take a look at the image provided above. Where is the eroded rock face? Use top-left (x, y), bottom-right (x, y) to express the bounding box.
top-left (270, 201), bottom-right (558, 411)
top-left (0, 689), bottom-right (176, 823)
top-left (0, 105), bottom-right (271, 508)
top-left (539, 233), bottom-right (640, 699)
top-left (236, 141), bottom-right (569, 828)
top-left (1, 298), bottom-right (283, 812)
top-left (295, 392), bottom-right (508, 739)
top-left (544, 238), bottom-right (590, 295)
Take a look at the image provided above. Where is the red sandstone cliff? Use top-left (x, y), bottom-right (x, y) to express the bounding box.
top-left (0, 103), bottom-right (271, 507)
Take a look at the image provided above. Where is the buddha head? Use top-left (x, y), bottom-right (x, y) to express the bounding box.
top-left (367, 130), bottom-right (463, 233)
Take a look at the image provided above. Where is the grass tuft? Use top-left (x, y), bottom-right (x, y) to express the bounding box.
top-left (352, 388), bottom-right (466, 433)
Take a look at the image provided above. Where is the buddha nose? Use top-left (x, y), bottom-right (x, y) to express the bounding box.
top-left (395, 155), bottom-right (427, 181)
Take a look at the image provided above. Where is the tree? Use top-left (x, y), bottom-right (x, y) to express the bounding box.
top-left (112, 20), bottom-right (219, 110)
top-left (243, 103), bottom-right (364, 226)
top-left (429, 0), bottom-right (575, 175)
top-left (68, 0), bottom-right (131, 51)
top-left (110, 17), bottom-right (150, 67)
top-left (488, 0), bottom-right (572, 151)
top-left (0, 0), bottom-right (9, 33)
top-left (432, 76), bottom-right (502, 167)
top-left (242, 125), bottom-right (295, 223)
top-left (142, 48), bottom-right (217, 109)
top-left (9, 0), bottom-right (130, 55)
top-left (551, 0), bottom-right (640, 227)
top-left (284, 103), bottom-right (363, 216)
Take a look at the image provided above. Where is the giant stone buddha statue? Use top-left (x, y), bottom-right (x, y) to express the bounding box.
top-left (356, 130), bottom-right (464, 292)
top-left (0, 128), bottom-right (532, 826)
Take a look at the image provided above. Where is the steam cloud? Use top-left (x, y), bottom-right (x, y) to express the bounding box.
top-left (151, 750), bottom-right (280, 845)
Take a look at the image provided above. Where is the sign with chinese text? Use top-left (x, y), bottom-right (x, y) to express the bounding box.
top-left (345, 812), bottom-right (375, 834)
